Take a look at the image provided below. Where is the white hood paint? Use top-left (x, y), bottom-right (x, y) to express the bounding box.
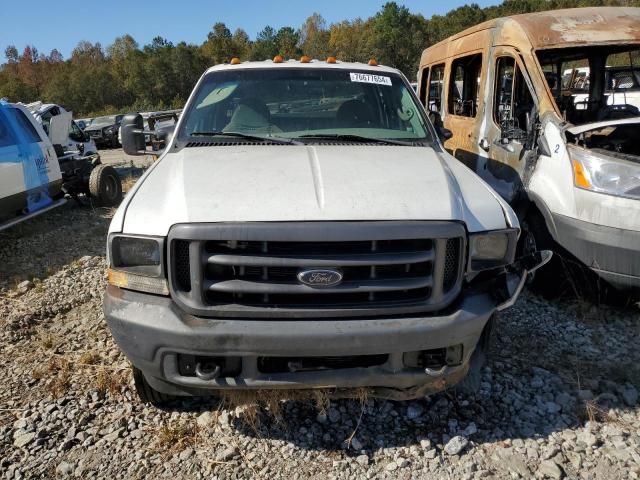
top-left (566, 117), bottom-right (640, 136)
top-left (117, 145), bottom-right (508, 236)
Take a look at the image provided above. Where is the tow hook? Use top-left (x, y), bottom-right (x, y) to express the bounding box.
top-left (195, 362), bottom-right (221, 380)
top-left (424, 365), bottom-right (449, 377)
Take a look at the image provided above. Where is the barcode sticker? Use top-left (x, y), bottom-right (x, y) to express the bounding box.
top-left (349, 73), bottom-right (392, 86)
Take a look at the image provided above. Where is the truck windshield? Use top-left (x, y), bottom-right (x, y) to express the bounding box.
top-left (179, 68), bottom-right (432, 144)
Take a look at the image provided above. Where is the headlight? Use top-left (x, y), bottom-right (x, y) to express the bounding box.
top-left (108, 235), bottom-right (168, 295)
top-left (468, 229), bottom-right (518, 272)
top-left (569, 145), bottom-right (640, 200)
top-left (105, 126), bottom-right (115, 135)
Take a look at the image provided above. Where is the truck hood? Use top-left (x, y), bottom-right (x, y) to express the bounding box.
top-left (118, 145), bottom-right (509, 236)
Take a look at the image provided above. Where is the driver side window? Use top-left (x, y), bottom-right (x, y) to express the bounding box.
top-left (494, 57), bottom-right (534, 139)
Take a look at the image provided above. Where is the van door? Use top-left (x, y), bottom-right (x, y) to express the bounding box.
top-left (478, 52), bottom-right (537, 203)
top-left (443, 53), bottom-right (484, 169)
top-left (0, 106), bottom-right (60, 215)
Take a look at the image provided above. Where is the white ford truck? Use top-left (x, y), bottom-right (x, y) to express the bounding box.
top-left (105, 58), bottom-right (548, 403)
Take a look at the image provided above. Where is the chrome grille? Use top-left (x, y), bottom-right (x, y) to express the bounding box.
top-left (168, 222), bottom-right (465, 318)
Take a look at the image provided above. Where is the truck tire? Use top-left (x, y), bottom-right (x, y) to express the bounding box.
top-left (455, 313), bottom-right (498, 396)
top-left (89, 165), bottom-right (122, 207)
top-left (132, 367), bottom-right (179, 406)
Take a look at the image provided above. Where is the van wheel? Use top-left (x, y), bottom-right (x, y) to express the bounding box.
top-left (132, 367), bottom-right (179, 406)
top-left (520, 212), bottom-right (565, 297)
top-left (455, 313), bottom-right (498, 396)
top-left (89, 165), bottom-right (122, 207)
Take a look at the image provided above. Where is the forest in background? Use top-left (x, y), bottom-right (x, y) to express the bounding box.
top-left (1, 0), bottom-right (638, 116)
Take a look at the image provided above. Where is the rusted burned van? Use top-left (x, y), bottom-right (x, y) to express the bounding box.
top-left (419, 7), bottom-right (640, 290)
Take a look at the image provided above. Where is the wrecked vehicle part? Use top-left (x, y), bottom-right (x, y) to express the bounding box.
top-left (104, 60), bottom-right (546, 404)
top-left (25, 101), bottom-right (98, 156)
top-left (418, 7), bottom-right (640, 291)
top-left (0, 102), bottom-right (63, 229)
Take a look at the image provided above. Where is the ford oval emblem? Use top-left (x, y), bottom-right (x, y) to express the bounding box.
top-left (297, 269), bottom-right (343, 288)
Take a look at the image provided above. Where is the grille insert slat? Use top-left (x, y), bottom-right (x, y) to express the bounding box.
top-left (205, 251), bottom-right (434, 267)
top-left (205, 277), bottom-right (433, 295)
top-left (169, 222), bottom-right (464, 318)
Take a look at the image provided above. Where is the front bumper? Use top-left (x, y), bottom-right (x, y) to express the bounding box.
top-left (552, 214), bottom-right (640, 289)
top-left (103, 272), bottom-right (524, 399)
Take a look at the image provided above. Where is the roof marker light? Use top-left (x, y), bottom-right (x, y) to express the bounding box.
top-left (300, 55), bottom-right (311, 63)
top-left (368, 58), bottom-right (379, 66)
top-left (273, 55), bottom-right (284, 63)
top-left (326, 56), bottom-right (337, 64)
top-left (230, 57), bottom-right (241, 65)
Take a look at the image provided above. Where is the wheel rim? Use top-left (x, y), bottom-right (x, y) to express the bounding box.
top-left (104, 175), bottom-right (118, 200)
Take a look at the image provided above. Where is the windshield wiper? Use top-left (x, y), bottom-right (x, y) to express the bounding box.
top-left (297, 134), bottom-right (417, 146)
top-left (190, 131), bottom-right (301, 145)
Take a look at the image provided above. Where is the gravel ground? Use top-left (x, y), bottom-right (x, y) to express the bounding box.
top-left (1, 156), bottom-right (640, 479)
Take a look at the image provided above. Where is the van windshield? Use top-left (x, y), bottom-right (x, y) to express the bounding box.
top-left (179, 68), bottom-right (432, 144)
top-left (537, 46), bottom-right (640, 125)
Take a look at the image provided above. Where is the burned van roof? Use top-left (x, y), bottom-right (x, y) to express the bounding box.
top-left (422, 7), bottom-right (640, 61)
top-left (513, 7), bottom-right (640, 49)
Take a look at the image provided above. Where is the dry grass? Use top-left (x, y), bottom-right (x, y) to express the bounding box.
top-left (121, 175), bottom-right (139, 193)
top-left (344, 388), bottom-right (369, 449)
top-left (578, 398), bottom-right (618, 426)
top-left (95, 367), bottom-right (128, 397)
top-left (153, 420), bottom-right (199, 456)
top-left (31, 356), bottom-right (72, 397)
top-left (217, 388), bottom-right (368, 439)
top-left (35, 330), bottom-right (62, 350)
top-left (79, 351), bottom-right (101, 365)
top-left (95, 207), bottom-right (117, 219)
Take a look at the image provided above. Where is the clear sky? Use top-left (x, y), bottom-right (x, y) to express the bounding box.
top-left (1, 0), bottom-right (500, 59)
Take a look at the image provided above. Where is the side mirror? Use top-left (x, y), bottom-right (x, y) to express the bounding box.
top-left (121, 113), bottom-right (146, 156)
top-left (428, 111), bottom-right (452, 142)
top-left (439, 127), bottom-right (453, 141)
top-left (537, 134), bottom-right (552, 157)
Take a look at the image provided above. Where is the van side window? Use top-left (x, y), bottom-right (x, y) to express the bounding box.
top-left (448, 54), bottom-right (482, 117)
top-left (494, 57), bottom-right (534, 139)
top-left (427, 64), bottom-right (445, 114)
top-left (419, 67), bottom-right (429, 106)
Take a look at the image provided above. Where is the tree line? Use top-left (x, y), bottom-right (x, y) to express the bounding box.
top-left (1, 0), bottom-right (637, 116)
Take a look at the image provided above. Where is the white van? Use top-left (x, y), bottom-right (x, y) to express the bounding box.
top-left (419, 7), bottom-right (640, 290)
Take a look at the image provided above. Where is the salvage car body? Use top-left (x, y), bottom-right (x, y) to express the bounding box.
top-left (26, 102), bottom-right (98, 155)
top-left (419, 7), bottom-right (640, 289)
top-left (85, 114), bottom-right (124, 148)
top-left (0, 103), bottom-right (65, 227)
top-left (104, 59), bottom-right (549, 402)
top-left (0, 102), bottom-right (122, 231)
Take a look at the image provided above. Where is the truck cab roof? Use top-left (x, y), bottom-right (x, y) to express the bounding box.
top-left (204, 59), bottom-right (400, 76)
